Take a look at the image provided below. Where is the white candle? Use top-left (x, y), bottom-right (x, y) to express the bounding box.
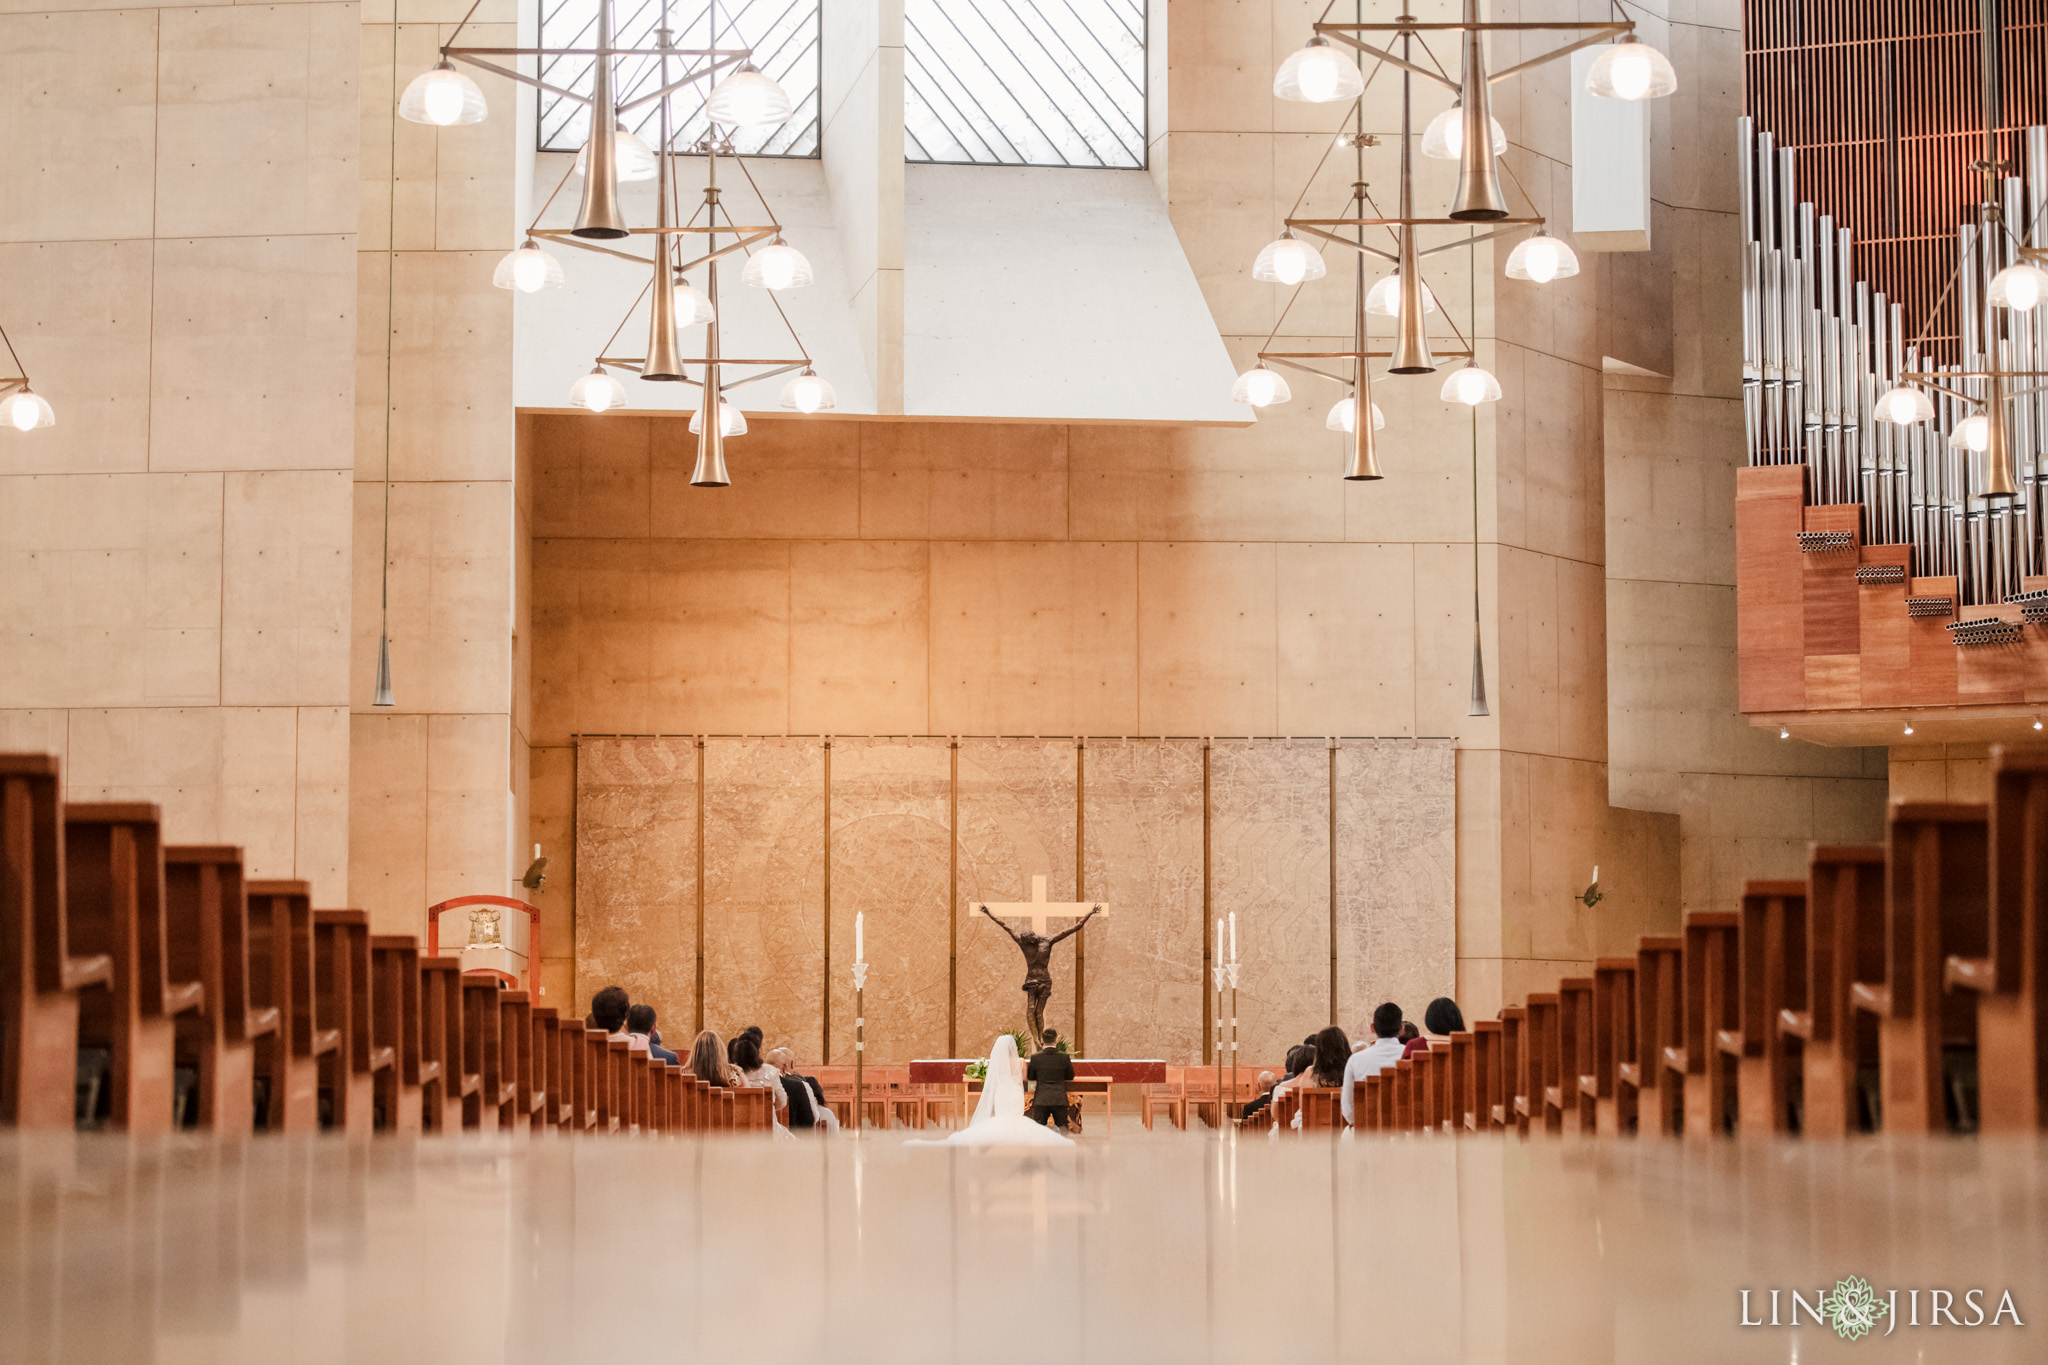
top-left (855, 911), bottom-right (864, 963)
top-left (533, 843), bottom-right (541, 860)
top-left (1215, 917), bottom-right (1223, 960)
top-left (1228, 911), bottom-right (1237, 961)
top-left (1591, 866), bottom-right (1600, 884)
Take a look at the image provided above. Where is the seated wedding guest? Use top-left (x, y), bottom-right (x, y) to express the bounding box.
top-left (626, 1004), bottom-right (679, 1064)
top-left (1269, 1044), bottom-right (1317, 1100)
top-left (1239, 1070), bottom-right (1281, 1121)
top-left (1310, 1026), bottom-right (1352, 1087)
top-left (1399, 1020), bottom-right (1420, 1044)
top-left (590, 985), bottom-right (631, 1037)
top-left (1409, 997), bottom-right (1466, 1056)
top-left (690, 1030), bottom-right (738, 1088)
top-left (1340, 1002), bottom-right (1408, 1125)
top-left (730, 1034), bottom-right (789, 1122)
top-left (765, 1047), bottom-right (817, 1129)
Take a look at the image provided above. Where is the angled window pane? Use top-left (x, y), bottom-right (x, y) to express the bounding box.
top-left (537, 0), bottom-right (821, 158)
top-left (905, 0), bottom-right (1146, 169)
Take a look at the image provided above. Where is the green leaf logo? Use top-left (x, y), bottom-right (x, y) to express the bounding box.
top-left (1819, 1276), bottom-right (1889, 1341)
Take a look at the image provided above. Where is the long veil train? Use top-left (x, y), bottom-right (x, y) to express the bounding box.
top-left (908, 1034), bottom-right (1073, 1148)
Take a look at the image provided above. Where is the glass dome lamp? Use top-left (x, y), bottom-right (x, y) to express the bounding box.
top-left (575, 125), bottom-right (658, 182)
top-left (491, 239), bottom-right (565, 293)
top-left (778, 367), bottom-right (837, 413)
top-left (567, 365), bottom-right (627, 413)
top-left (673, 279), bottom-right (716, 326)
top-left (741, 237), bottom-right (814, 291)
top-left (1325, 395), bottom-right (1386, 433)
top-left (705, 64), bottom-right (794, 128)
top-left (1273, 36), bottom-right (1365, 103)
top-left (688, 400), bottom-right (748, 437)
top-left (1504, 230), bottom-right (1580, 284)
top-left (1420, 103), bottom-right (1508, 160)
top-left (2, 388), bottom-right (53, 432)
top-left (1875, 385), bottom-right (1936, 424)
top-left (1365, 273), bottom-right (1438, 316)
top-left (1950, 412), bottom-right (1991, 452)
top-left (1440, 363), bottom-right (1502, 406)
top-left (1988, 261), bottom-right (2048, 312)
top-left (399, 60), bottom-right (488, 127)
top-left (1252, 231), bottom-right (1327, 285)
top-left (1585, 42), bottom-right (1677, 100)
top-left (1230, 364), bottom-right (1291, 407)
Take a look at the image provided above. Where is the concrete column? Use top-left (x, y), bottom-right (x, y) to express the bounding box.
top-left (822, 0), bottom-right (905, 412)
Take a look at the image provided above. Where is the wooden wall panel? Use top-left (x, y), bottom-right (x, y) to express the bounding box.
top-left (1737, 465), bottom-right (1810, 710)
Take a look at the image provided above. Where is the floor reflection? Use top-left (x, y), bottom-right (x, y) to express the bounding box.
top-left (3, 1130), bottom-right (2045, 1364)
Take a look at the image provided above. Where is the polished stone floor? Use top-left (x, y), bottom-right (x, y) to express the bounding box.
top-left (3, 1127), bottom-right (2045, 1364)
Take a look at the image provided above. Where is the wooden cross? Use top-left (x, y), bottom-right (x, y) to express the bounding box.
top-left (972, 875), bottom-right (1108, 933)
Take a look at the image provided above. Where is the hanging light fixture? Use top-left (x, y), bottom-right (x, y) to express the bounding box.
top-left (398, 59), bottom-right (487, 126)
top-left (705, 64), bottom-right (794, 128)
top-left (569, 0), bottom-right (627, 238)
top-left (779, 368), bottom-right (836, 413)
top-left (1420, 104), bottom-right (1507, 160)
top-left (0, 321), bottom-right (52, 432)
top-left (1504, 229), bottom-right (1579, 283)
top-left (1585, 41), bottom-right (1678, 101)
top-left (1365, 273), bottom-right (1440, 316)
top-left (1230, 364), bottom-right (1291, 407)
top-left (1875, 386), bottom-right (1936, 424)
top-left (1949, 411), bottom-right (1991, 452)
top-left (575, 124), bottom-right (659, 182)
top-left (568, 365), bottom-right (627, 412)
top-left (687, 400), bottom-right (748, 437)
top-left (1253, 230), bottom-right (1328, 285)
top-left (673, 279), bottom-right (716, 326)
top-left (1325, 395), bottom-right (1386, 433)
top-left (1440, 363), bottom-right (1502, 406)
top-left (1987, 261), bottom-right (2047, 311)
top-left (491, 239), bottom-right (565, 293)
top-left (1274, 35), bottom-right (1366, 103)
top-left (741, 238), bottom-right (814, 290)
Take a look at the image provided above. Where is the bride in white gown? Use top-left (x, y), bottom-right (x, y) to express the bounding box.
top-left (910, 1033), bottom-right (1073, 1148)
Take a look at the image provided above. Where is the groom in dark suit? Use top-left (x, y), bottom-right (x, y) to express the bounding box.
top-left (1026, 1029), bottom-right (1074, 1129)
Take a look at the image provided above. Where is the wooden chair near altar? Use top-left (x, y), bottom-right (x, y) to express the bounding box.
top-left (1140, 1068), bottom-right (1188, 1130)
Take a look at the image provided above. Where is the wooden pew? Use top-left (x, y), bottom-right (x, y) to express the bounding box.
top-left (1783, 845), bottom-right (1884, 1136)
top-left (1470, 1019), bottom-right (1501, 1131)
top-left (1413, 1048), bottom-right (1439, 1130)
top-left (1856, 802), bottom-right (1987, 1133)
top-left (1495, 1005), bottom-right (1526, 1132)
top-left (1953, 746), bottom-right (2048, 1132)
top-left (1554, 978), bottom-right (1595, 1134)
top-left (164, 847), bottom-right (254, 1132)
top-left (1730, 881), bottom-right (1806, 1133)
top-left (312, 910), bottom-right (379, 1137)
top-left (0, 754), bottom-right (112, 1128)
top-left (1447, 1032), bottom-right (1473, 1131)
top-left (369, 936), bottom-right (427, 1133)
top-left (733, 1085), bottom-right (771, 1130)
top-left (532, 1007), bottom-right (564, 1128)
top-left (1587, 958), bottom-right (1638, 1135)
top-left (418, 957), bottom-right (473, 1132)
top-left (461, 976), bottom-right (506, 1133)
top-left (497, 991), bottom-right (533, 1133)
top-left (1298, 1085), bottom-right (1341, 1130)
top-left (1668, 912), bottom-right (1739, 1138)
top-left (605, 1036), bottom-right (633, 1132)
top-left (1517, 992), bottom-right (1559, 1135)
top-left (245, 881), bottom-right (315, 1131)
top-left (67, 803), bottom-right (199, 1132)
top-left (1623, 936), bottom-right (1683, 1135)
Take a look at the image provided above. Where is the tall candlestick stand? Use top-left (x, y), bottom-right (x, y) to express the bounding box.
top-left (1227, 961), bottom-right (1240, 1122)
top-left (1211, 962), bottom-right (1227, 1128)
top-left (852, 960), bottom-right (868, 1136)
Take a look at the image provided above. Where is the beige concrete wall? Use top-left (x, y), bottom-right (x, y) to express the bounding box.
top-left (1599, 0), bottom-right (1889, 909)
top-left (0, 0), bottom-right (357, 900)
top-left (1888, 745), bottom-right (1993, 805)
top-left (350, 4), bottom-right (519, 936)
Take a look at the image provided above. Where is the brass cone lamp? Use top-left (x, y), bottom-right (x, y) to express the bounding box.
top-left (1450, 1), bottom-right (1509, 222)
top-left (373, 630), bottom-right (395, 708)
top-left (642, 149), bottom-right (685, 380)
top-left (1344, 384), bottom-right (1383, 480)
top-left (1982, 375), bottom-right (2018, 499)
top-left (1389, 69), bottom-right (1436, 374)
top-left (572, 0), bottom-right (629, 239)
top-left (691, 378), bottom-right (730, 486)
top-left (1467, 598), bottom-right (1489, 716)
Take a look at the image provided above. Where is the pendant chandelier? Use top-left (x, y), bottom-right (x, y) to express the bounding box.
top-left (0, 320), bottom-right (53, 434)
top-left (399, 0), bottom-right (826, 489)
top-left (1238, 1), bottom-right (1674, 482)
